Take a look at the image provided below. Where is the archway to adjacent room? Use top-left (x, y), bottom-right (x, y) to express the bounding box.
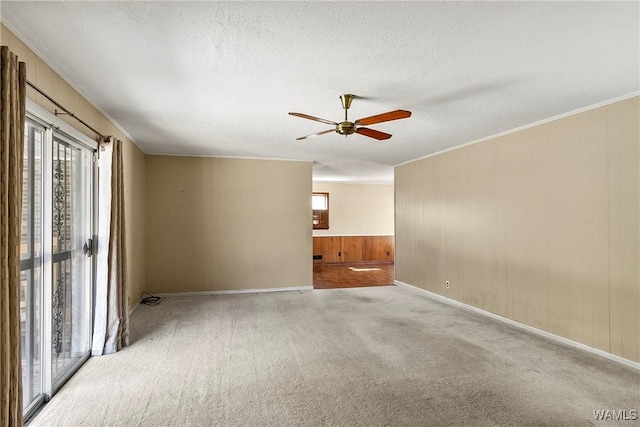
top-left (311, 181), bottom-right (395, 289)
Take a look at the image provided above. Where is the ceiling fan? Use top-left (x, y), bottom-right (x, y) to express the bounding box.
top-left (289, 94), bottom-right (411, 141)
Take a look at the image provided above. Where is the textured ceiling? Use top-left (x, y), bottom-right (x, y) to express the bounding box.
top-left (1, 1), bottom-right (638, 183)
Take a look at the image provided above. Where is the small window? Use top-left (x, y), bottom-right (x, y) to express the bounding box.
top-left (312, 192), bottom-right (329, 229)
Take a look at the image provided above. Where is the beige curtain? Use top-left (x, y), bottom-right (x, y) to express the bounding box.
top-left (107, 138), bottom-right (129, 352)
top-left (1, 46), bottom-right (26, 426)
top-left (93, 138), bottom-right (129, 355)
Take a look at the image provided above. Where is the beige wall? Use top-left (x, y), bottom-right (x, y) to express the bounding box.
top-left (2, 24), bottom-right (146, 310)
top-left (123, 142), bottom-right (146, 304)
top-left (145, 156), bottom-right (313, 293)
top-left (396, 96), bottom-right (639, 362)
top-left (312, 182), bottom-right (394, 236)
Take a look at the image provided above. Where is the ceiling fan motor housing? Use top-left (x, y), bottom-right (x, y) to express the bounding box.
top-left (337, 121), bottom-right (356, 135)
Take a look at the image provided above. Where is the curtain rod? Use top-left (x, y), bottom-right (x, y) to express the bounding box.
top-left (26, 80), bottom-right (111, 143)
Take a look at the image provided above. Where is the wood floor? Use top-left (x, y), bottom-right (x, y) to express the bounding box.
top-left (313, 262), bottom-right (394, 289)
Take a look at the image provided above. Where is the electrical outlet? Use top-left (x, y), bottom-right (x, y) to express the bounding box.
top-left (445, 281), bottom-right (450, 289)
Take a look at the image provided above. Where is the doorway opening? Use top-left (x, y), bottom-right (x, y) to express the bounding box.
top-left (310, 182), bottom-right (395, 289)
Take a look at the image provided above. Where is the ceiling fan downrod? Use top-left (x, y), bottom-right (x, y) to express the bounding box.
top-left (338, 94), bottom-right (356, 136)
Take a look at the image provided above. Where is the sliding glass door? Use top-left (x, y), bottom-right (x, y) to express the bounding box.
top-left (20, 115), bottom-right (95, 418)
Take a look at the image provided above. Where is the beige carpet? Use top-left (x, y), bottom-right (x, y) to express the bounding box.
top-left (30, 286), bottom-right (639, 426)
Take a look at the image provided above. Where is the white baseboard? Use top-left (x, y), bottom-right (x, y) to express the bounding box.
top-left (128, 301), bottom-right (140, 316)
top-left (155, 285), bottom-right (314, 298)
top-left (394, 280), bottom-right (640, 371)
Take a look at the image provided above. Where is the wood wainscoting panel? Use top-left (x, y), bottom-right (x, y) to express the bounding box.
top-left (313, 235), bottom-right (394, 263)
top-left (363, 236), bottom-right (394, 261)
top-left (313, 236), bottom-right (342, 262)
top-left (340, 236), bottom-right (363, 262)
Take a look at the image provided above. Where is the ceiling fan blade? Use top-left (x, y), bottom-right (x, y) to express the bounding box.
top-left (356, 127), bottom-right (392, 140)
top-left (296, 128), bottom-right (335, 141)
top-left (289, 112), bottom-right (337, 126)
top-left (355, 109), bottom-right (412, 126)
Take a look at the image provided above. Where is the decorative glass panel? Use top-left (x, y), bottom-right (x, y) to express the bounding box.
top-left (50, 137), bottom-right (92, 385)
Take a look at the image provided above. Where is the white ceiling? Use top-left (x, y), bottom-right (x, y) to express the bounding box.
top-left (2, 1), bottom-right (638, 183)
